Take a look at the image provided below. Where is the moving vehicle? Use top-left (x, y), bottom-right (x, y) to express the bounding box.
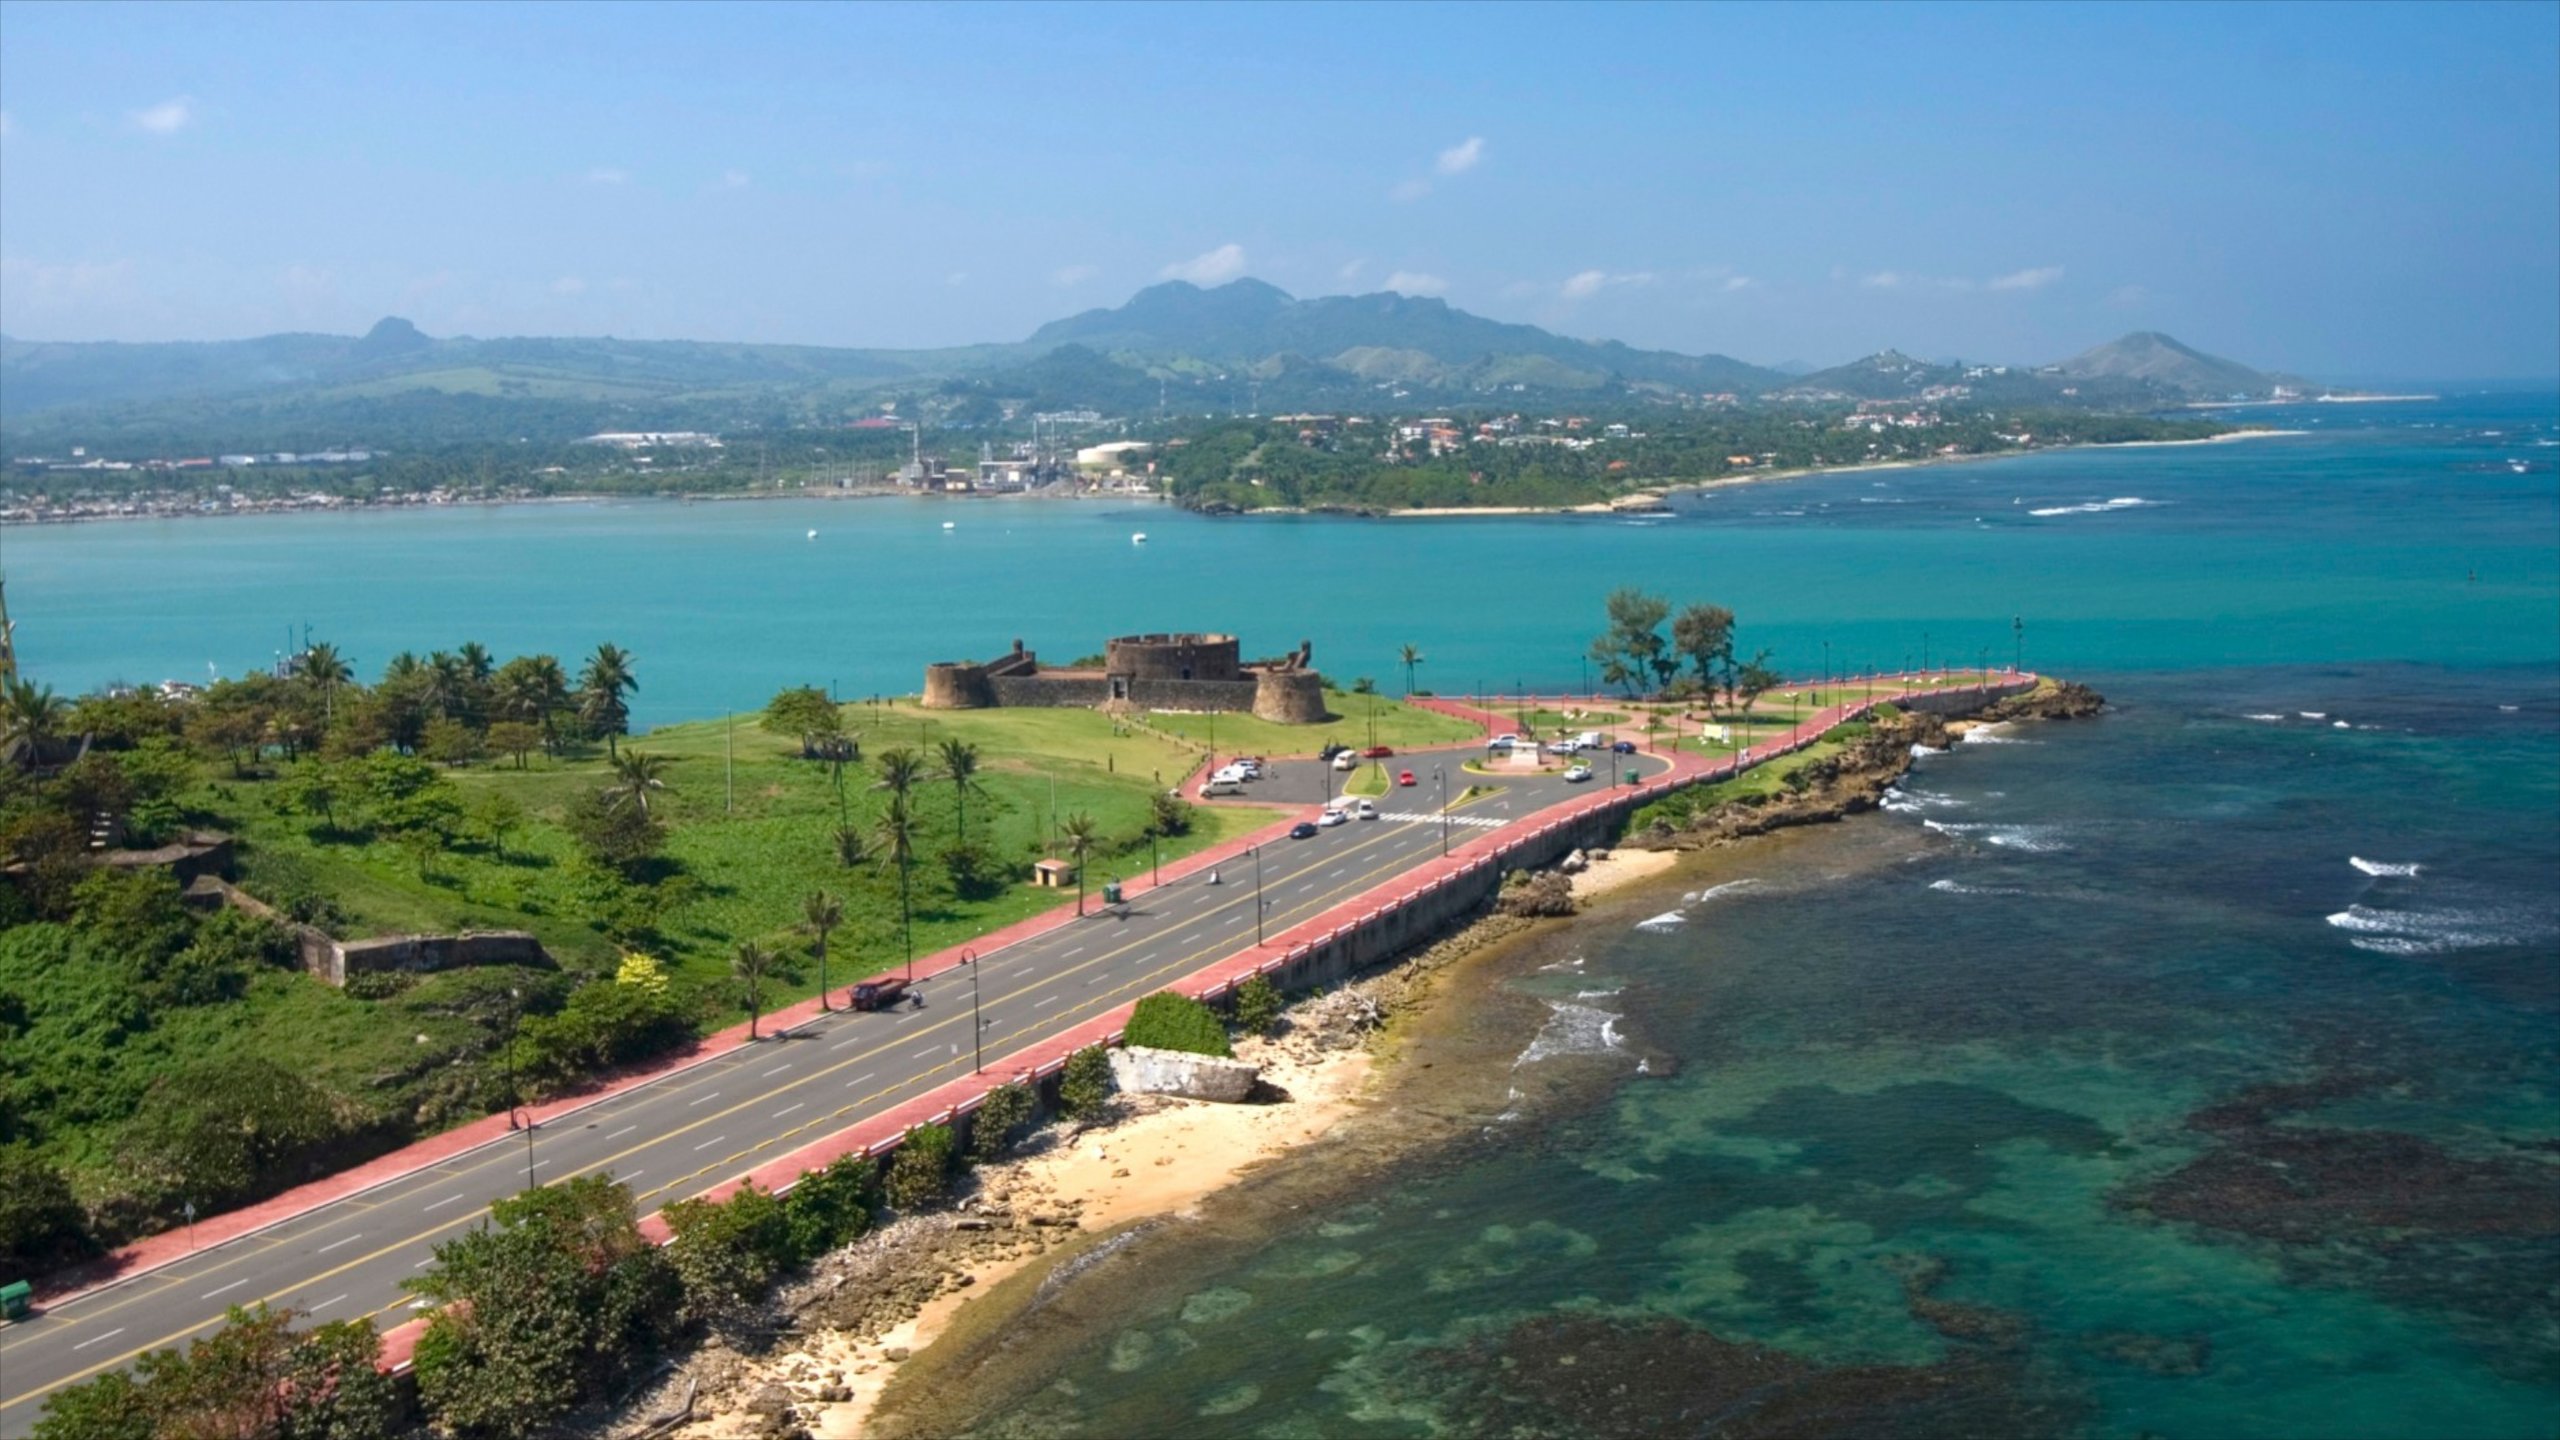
top-left (1564, 764), bottom-right (1594, 783)
top-left (1289, 821), bottom-right (1320, 839)
top-left (1353, 798), bottom-right (1379, 819)
top-left (1362, 744), bottom-right (1395, 758)
top-left (1203, 776), bottom-right (1245, 796)
top-left (1333, 752), bottom-right (1360, 771)
top-left (1317, 807), bottom-right (1347, 827)
top-left (850, 977), bottom-right (910, 1011)
top-left (1612, 739), bottom-right (1638, 754)
top-left (1398, 769), bottom-right (1417, 787)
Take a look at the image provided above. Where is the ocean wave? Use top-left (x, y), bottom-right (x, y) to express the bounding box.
top-left (2299, 711), bottom-right (2327, 720)
top-left (1929, 877), bottom-right (2028, 896)
top-left (1882, 787), bottom-right (1965, 813)
top-left (1634, 911), bottom-right (1687, 932)
top-left (2243, 713), bottom-right (2287, 722)
top-left (1925, 820), bottom-right (2071, 852)
top-left (2326, 903), bottom-right (2548, 956)
top-left (2350, 857), bottom-right (2422, 877)
top-left (1515, 1001), bottom-right (1628, 1067)
top-left (1959, 724), bottom-right (2031, 745)
top-left (2028, 496), bottom-right (2153, 517)
top-left (1909, 743), bottom-right (1949, 758)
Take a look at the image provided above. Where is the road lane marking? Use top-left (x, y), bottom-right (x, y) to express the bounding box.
top-left (831, 1035), bottom-right (866, 1050)
top-left (1064, 946), bottom-right (1087, 958)
top-left (606, 1126), bottom-right (637, 1141)
top-left (1035, 995), bottom-right (1059, 1008)
top-left (912, 1045), bottom-right (939, 1059)
top-left (620, 1170), bottom-right (646, 1184)
top-left (693, 1135), bottom-right (726, 1151)
top-left (762, 1063), bottom-right (791, 1077)
top-left (848, 1072), bottom-right (874, 1087)
top-left (315, 1235), bottom-right (362, 1255)
top-left (773, 1103), bottom-right (804, 1118)
top-left (422, 1194), bottom-right (463, 1212)
top-left (73, 1328), bottom-right (128, 1350)
top-left (201, 1280), bottom-right (248, 1300)
top-left (309, 1295), bottom-right (347, 1314)
top-left (688, 1091), bottom-right (722, 1106)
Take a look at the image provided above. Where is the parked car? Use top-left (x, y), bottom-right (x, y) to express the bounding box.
top-left (1203, 777), bottom-right (1244, 796)
top-left (1564, 764), bottom-right (1594, 783)
top-left (1487, 735), bottom-right (1518, 751)
top-left (1545, 740), bottom-right (1579, 755)
top-left (1612, 739), bottom-right (1638, 754)
top-left (1289, 821), bottom-right (1320, 839)
top-left (851, 977), bottom-right (909, 1011)
top-left (1362, 744), bottom-right (1394, 758)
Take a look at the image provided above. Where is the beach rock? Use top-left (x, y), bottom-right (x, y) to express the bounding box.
top-left (882, 1346), bottom-right (910, 1363)
top-left (1109, 1044), bottom-right (1262, 1102)
top-left (1497, 871), bottom-right (1577, 918)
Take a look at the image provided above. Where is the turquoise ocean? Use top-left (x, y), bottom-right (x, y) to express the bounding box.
top-left (11, 391), bottom-right (2559, 1437)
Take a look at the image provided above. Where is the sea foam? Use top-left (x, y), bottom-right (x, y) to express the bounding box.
top-left (2028, 496), bottom-right (2153, 517)
top-left (2350, 857), bottom-right (2422, 877)
top-left (1515, 1001), bottom-right (1628, 1067)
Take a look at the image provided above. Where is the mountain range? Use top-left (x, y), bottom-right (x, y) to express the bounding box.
top-left (0, 281), bottom-right (2302, 447)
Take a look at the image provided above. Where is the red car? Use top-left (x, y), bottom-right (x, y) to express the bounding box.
top-left (1397, 769), bottom-right (1417, 787)
top-left (1362, 744), bottom-right (1394, 758)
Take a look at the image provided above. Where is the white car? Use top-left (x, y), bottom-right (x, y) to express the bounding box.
top-left (1353, 798), bottom-right (1379, 819)
top-left (1545, 740), bottom-right (1580, 755)
top-left (1317, 807), bottom-right (1347, 827)
top-left (1488, 734), bottom-right (1520, 750)
top-left (1563, 764), bottom-right (1594, 783)
top-left (1332, 752), bottom-right (1359, 771)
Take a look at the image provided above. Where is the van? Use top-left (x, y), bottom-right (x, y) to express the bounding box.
top-left (1353, 798), bottom-right (1379, 820)
top-left (1203, 777), bottom-right (1244, 797)
top-left (1574, 730), bottom-right (1605, 751)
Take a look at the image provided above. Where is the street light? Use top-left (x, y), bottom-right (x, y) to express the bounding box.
top-left (505, 986), bottom-right (537, 1191)
top-left (1253, 844), bottom-right (1267, 944)
top-left (1435, 767), bottom-right (1449, 856)
top-left (962, 949), bottom-right (984, 1073)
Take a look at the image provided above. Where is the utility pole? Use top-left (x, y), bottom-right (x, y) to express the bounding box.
top-left (1436, 767), bottom-right (1449, 856)
top-left (964, 950), bottom-right (983, 1072)
top-left (1253, 845), bottom-right (1266, 945)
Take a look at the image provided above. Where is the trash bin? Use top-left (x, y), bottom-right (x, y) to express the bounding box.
top-left (1102, 881), bottom-right (1124, 906)
top-left (1, 1279), bottom-right (32, 1320)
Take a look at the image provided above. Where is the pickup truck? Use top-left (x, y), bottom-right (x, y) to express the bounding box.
top-left (851, 977), bottom-right (910, 1011)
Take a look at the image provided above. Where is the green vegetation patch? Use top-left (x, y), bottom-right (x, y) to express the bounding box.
top-left (1123, 990), bottom-right (1233, 1057)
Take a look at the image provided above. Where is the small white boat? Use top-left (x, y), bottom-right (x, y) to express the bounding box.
top-left (806, 529), bottom-right (818, 540)
top-left (1131, 531), bottom-right (1148, 544)
top-left (942, 521), bottom-right (956, 530)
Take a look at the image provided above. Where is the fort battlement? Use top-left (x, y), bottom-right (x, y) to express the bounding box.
top-left (921, 632), bottom-right (1328, 723)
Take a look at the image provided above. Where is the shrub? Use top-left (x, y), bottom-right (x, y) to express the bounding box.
top-left (34, 1305), bottom-right (397, 1440)
top-left (779, 1154), bottom-right (877, 1261)
top-left (1820, 721), bottom-right (1873, 743)
top-left (512, 976), bottom-right (689, 1092)
top-left (1231, 974), bottom-right (1283, 1038)
top-left (563, 789), bottom-right (665, 877)
top-left (970, 1082), bottom-right (1037, 1162)
top-left (1147, 790), bottom-right (1193, 838)
top-left (663, 1181), bottom-right (793, 1329)
top-left (1124, 991), bottom-right (1232, 1058)
top-left (882, 1124), bottom-right (957, 1211)
top-left (0, 1145), bottom-right (97, 1285)
top-left (1058, 1044), bottom-right (1114, 1121)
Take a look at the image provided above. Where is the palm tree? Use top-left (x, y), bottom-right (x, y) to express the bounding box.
top-left (300, 641), bottom-right (353, 722)
top-left (872, 746), bottom-right (925, 804)
top-left (733, 940), bottom-right (773, 1040)
top-left (936, 738), bottom-right (984, 845)
top-left (604, 750), bottom-right (672, 815)
top-left (426, 651), bottom-right (472, 722)
top-left (1, 676), bottom-right (69, 766)
top-left (874, 795), bottom-right (922, 980)
top-left (580, 644), bottom-right (637, 756)
top-left (1059, 810), bottom-right (1101, 916)
top-left (456, 641), bottom-right (495, 685)
top-left (803, 889), bottom-right (844, 1011)
top-left (1398, 643), bottom-right (1425, 697)
top-left (494, 654), bottom-right (573, 755)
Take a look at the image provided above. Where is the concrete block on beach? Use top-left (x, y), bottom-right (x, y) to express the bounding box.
top-left (1109, 1045), bottom-right (1262, 1102)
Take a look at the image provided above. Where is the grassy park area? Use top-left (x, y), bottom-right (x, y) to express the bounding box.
top-left (1140, 687), bottom-right (1479, 757)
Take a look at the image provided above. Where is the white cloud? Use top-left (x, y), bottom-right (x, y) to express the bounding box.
top-left (1499, 279), bottom-right (1544, 300)
top-left (585, 166), bottom-right (630, 186)
top-left (1560, 269), bottom-right (1655, 300)
top-left (0, 255), bottom-right (139, 319)
top-left (0, 111), bottom-right (15, 141)
top-left (720, 169), bottom-right (751, 190)
top-left (128, 96), bottom-right (194, 135)
top-left (1987, 265), bottom-right (2063, 292)
top-left (1052, 264), bottom-right (1100, 287)
top-left (1861, 271), bottom-right (1907, 290)
top-left (551, 275), bottom-right (587, 296)
top-left (1383, 271), bottom-right (1447, 297)
top-left (1389, 177), bottom-right (1433, 203)
top-left (1160, 243), bottom-right (1247, 285)
top-left (1435, 136), bottom-right (1486, 176)
top-left (1721, 275), bottom-right (1758, 292)
top-left (1338, 258), bottom-right (1368, 282)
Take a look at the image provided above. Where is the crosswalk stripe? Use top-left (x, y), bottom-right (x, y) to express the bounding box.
top-left (1371, 813), bottom-right (1508, 828)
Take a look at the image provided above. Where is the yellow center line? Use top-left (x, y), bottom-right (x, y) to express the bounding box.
top-left (11, 816), bottom-right (1451, 1405)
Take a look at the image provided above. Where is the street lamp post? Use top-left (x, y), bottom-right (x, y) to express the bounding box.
top-left (964, 949), bottom-right (983, 1072)
top-left (1435, 767), bottom-right (1449, 856)
top-left (1253, 844), bottom-right (1267, 944)
top-left (506, 987), bottom-right (537, 1190)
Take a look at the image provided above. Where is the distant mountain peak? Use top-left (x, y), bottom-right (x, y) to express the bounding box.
top-left (352, 316), bottom-right (432, 362)
top-left (2056, 331), bottom-right (2274, 396)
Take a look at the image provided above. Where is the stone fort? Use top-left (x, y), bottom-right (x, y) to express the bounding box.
top-left (923, 633), bottom-right (1328, 724)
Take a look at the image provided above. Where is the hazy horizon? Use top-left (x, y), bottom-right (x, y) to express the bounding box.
top-left (2, 1), bottom-right (2554, 379)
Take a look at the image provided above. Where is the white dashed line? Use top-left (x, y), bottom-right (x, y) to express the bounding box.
top-left (762, 1063), bottom-right (791, 1078)
top-left (694, 1135), bottom-right (727, 1151)
top-left (619, 1170), bottom-right (646, 1184)
top-left (606, 1126), bottom-right (637, 1141)
top-left (423, 1194), bottom-right (463, 1212)
top-left (912, 1045), bottom-right (939, 1059)
top-left (848, 1072), bottom-right (875, 1088)
top-left (73, 1328), bottom-right (128, 1350)
top-left (1064, 946), bottom-right (1087, 958)
top-left (773, 1103), bottom-right (804, 1119)
top-left (309, 1294), bottom-right (348, 1314)
top-left (1035, 995), bottom-right (1059, 1008)
top-left (688, 1091), bottom-right (721, 1106)
top-left (831, 1035), bottom-right (865, 1050)
top-left (202, 1280), bottom-right (248, 1300)
top-left (316, 1234), bottom-right (362, 1255)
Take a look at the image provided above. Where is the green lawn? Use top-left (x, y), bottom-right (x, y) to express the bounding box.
top-left (203, 700), bottom-right (1269, 1026)
top-left (1342, 762), bottom-right (1391, 798)
top-left (1140, 689), bottom-right (1479, 758)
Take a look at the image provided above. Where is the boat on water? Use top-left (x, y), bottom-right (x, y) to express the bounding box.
top-left (1131, 531), bottom-right (1148, 544)
top-left (806, 529), bottom-right (818, 539)
top-left (942, 521), bottom-right (956, 530)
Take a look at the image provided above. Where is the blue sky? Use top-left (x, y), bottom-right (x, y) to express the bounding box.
top-left (2, 0), bottom-right (2553, 377)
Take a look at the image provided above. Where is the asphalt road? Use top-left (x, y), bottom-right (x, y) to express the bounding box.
top-left (0, 742), bottom-right (1662, 1436)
